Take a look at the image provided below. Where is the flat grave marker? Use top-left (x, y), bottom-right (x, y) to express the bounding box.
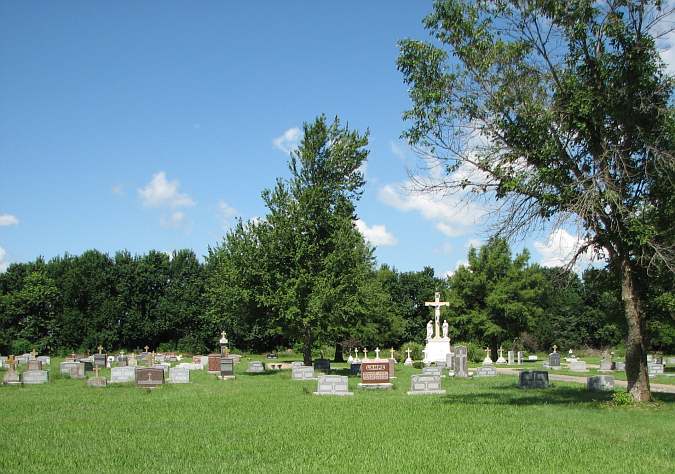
top-left (136, 367), bottom-right (164, 389)
top-left (313, 375), bottom-right (352, 396)
top-left (407, 375), bottom-right (445, 395)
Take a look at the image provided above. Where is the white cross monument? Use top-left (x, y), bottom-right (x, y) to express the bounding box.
top-left (422, 291), bottom-right (452, 365)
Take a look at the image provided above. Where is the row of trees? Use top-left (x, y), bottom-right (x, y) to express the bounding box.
top-left (1, 231), bottom-right (670, 359)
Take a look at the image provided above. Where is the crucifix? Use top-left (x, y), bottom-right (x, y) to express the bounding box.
top-left (424, 292), bottom-right (449, 339)
top-left (406, 348), bottom-right (412, 359)
top-left (363, 348), bottom-right (368, 360)
top-left (374, 347), bottom-right (380, 360)
top-left (552, 344), bottom-right (558, 353)
top-left (144, 345), bottom-right (149, 353)
top-left (390, 348), bottom-right (395, 360)
top-left (97, 345), bottom-right (104, 355)
top-left (485, 347), bottom-right (491, 359)
top-left (31, 348), bottom-right (37, 359)
top-left (498, 346), bottom-right (504, 358)
top-left (354, 348), bottom-right (359, 359)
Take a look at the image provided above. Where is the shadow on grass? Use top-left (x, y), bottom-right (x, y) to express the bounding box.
top-left (441, 384), bottom-right (675, 407)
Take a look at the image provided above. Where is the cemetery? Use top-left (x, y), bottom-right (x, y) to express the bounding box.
top-left (2, 1), bottom-right (675, 473)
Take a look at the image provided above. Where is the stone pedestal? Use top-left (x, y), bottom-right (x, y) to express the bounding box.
top-left (422, 337), bottom-right (452, 365)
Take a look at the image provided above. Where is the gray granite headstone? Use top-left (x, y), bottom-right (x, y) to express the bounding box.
top-left (36, 356), bottom-right (50, 366)
top-left (87, 377), bottom-right (107, 388)
top-left (517, 351), bottom-right (523, 365)
top-left (60, 362), bottom-right (85, 379)
top-left (507, 350), bottom-right (514, 365)
top-left (110, 366), bottom-right (136, 383)
top-left (518, 371), bottom-right (550, 388)
top-left (599, 357), bottom-right (613, 371)
top-left (291, 361), bottom-right (304, 369)
top-left (569, 360), bottom-right (588, 372)
top-left (587, 375), bottom-right (614, 392)
top-left (168, 367), bottom-right (190, 384)
top-left (454, 346), bottom-right (468, 378)
top-left (422, 367), bottom-right (442, 377)
top-left (548, 352), bottom-right (561, 368)
top-left (292, 365), bottom-right (316, 380)
top-left (614, 361), bottom-right (625, 371)
top-left (246, 361), bottom-right (265, 373)
top-left (648, 363), bottom-right (664, 376)
top-left (22, 370), bottom-right (48, 385)
top-left (475, 366), bottom-right (497, 377)
top-left (313, 375), bottom-right (352, 396)
top-left (0, 356), bottom-right (6, 368)
top-left (407, 375), bottom-right (445, 395)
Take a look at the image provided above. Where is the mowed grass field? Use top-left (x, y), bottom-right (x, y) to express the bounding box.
top-left (1, 359), bottom-right (674, 474)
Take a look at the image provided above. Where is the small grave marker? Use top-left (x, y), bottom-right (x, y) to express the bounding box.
top-left (454, 346), bottom-right (468, 378)
top-left (292, 366), bottom-right (316, 381)
top-left (518, 371), bottom-right (550, 389)
top-left (136, 367), bottom-right (164, 388)
top-left (169, 367), bottom-right (190, 384)
top-left (407, 375), bottom-right (445, 395)
top-left (246, 361), bottom-right (265, 374)
top-left (587, 375), bottom-right (614, 392)
top-left (313, 375), bottom-right (353, 396)
top-left (22, 369), bottom-right (48, 385)
top-left (219, 357), bottom-right (235, 379)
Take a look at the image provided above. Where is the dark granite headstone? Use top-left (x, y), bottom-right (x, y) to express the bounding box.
top-left (350, 361), bottom-right (362, 376)
top-left (313, 358), bottom-right (331, 372)
top-left (94, 354), bottom-right (107, 368)
top-left (220, 357), bottom-right (235, 378)
top-left (518, 370), bottom-right (550, 389)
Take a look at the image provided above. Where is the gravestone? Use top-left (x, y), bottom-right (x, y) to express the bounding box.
top-left (94, 354), bottom-right (107, 369)
top-left (207, 354), bottom-right (221, 374)
top-left (475, 366), bottom-right (497, 377)
top-left (648, 363), bottom-right (664, 377)
top-left (445, 352), bottom-right (454, 371)
top-left (292, 365), bottom-right (316, 381)
top-left (154, 354), bottom-right (166, 364)
top-left (79, 359), bottom-right (94, 372)
top-left (3, 363), bottom-right (20, 385)
top-left (192, 355), bottom-right (202, 365)
top-left (22, 370), bottom-right (49, 385)
top-left (507, 350), bottom-right (514, 365)
top-left (548, 351), bottom-right (561, 368)
top-left (569, 360), bottom-right (588, 372)
top-left (422, 367), bottom-right (443, 378)
top-left (453, 346), bottom-right (468, 378)
top-left (16, 355), bottom-right (29, 365)
top-left (154, 363), bottom-right (170, 377)
top-left (0, 356), bottom-right (6, 368)
top-left (313, 358), bottom-right (331, 372)
top-left (110, 366), bottom-right (136, 383)
top-left (358, 362), bottom-right (392, 389)
top-left (407, 375), bottom-right (445, 395)
top-left (518, 371), bottom-right (550, 389)
top-left (36, 356), bottom-right (50, 366)
top-left (229, 354), bottom-right (242, 364)
top-left (349, 361), bottom-right (362, 376)
top-left (614, 361), bottom-right (626, 371)
top-left (388, 359), bottom-right (396, 379)
top-left (246, 361), bottom-right (265, 373)
top-left (60, 361), bottom-right (85, 379)
top-left (27, 360), bottom-right (42, 371)
top-left (177, 362), bottom-right (202, 371)
top-left (517, 351), bottom-right (523, 365)
top-left (646, 354), bottom-right (653, 362)
top-left (169, 367), bottom-right (190, 384)
top-left (117, 355), bottom-right (128, 367)
top-left (528, 355), bottom-right (538, 361)
top-left (587, 375), bottom-right (614, 392)
top-left (313, 375), bottom-right (353, 396)
top-left (87, 368), bottom-right (107, 388)
top-left (219, 357), bottom-right (235, 379)
top-left (136, 367), bottom-right (164, 388)
top-left (127, 355), bottom-right (137, 367)
top-left (291, 361), bottom-right (304, 368)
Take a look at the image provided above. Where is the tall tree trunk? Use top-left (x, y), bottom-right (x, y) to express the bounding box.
top-left (302, 327), bottom-right (313, 366)
top-left (333, 342), bottom-right (345, 362)
top-left (621, 259), bottom-right (651, 402)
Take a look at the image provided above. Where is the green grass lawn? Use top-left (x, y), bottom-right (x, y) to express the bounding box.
top-left (1, 359), bottom-right (674, 474)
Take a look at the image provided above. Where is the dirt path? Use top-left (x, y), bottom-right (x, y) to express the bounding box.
top-left (493, 367), bottom-right (675, 394)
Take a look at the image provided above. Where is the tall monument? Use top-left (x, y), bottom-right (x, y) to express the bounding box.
top-left (422, 292), bottom-right (452, 365)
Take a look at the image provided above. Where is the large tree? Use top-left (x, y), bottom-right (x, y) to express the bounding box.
top-left (398, 0), bottom-right (674, 401)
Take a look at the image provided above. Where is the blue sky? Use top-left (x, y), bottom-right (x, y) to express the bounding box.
top-left (0, 1), bottom-right (600, 275)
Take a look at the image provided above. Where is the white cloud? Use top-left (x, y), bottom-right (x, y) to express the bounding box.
top-left (378, 180), bottom-right (485, 238)
top-left (533, 229), bottom-right (593, 270)
top-left (390, 141), bottom-right (408, 162)
top-left (465, 238), bottom-right (482, 250)
top-left (218, 200), bottom-right (238, 229)
top-left (273, 127), bottom-right (301, 155)
top-left (354, 219), bottom-right (397, 246)
top-left (160, 211), bottom-right (186, 229)
top-left (444, 260), bottom-right (468, 278)
top-left (656, 3), bottom-right (675, 75)
top-left (138, 172), bottom-right (195, 208)
top-left (0, 214), bottom-right (19, 226)
top-left (0, 246), bottom-right (8, 272)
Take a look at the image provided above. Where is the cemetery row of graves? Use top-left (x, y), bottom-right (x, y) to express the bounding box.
top-left (3, 333), bottom-right (673, 393)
